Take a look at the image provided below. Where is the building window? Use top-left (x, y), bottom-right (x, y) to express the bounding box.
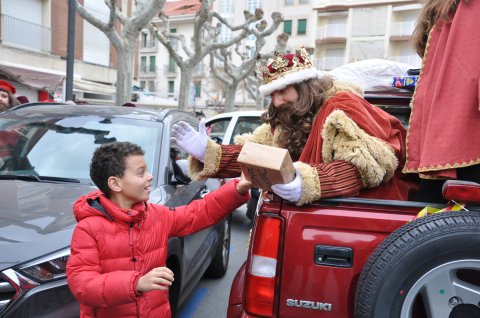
top-left (168, 55), bottom-right (176, 73)
top-left (168, 81), bottom-right (175, 95)
top-left (298, 19), bottom-right (307, 35)
top-left (142, 33), bottom-right (148, 48)
top-left (194, 81), bottom-right (201, 98)
top-left (170, 28), bottom-right (177, 33)
top-left (299, 0), bottom-right (309, 3)
top-left (284, 20), bottom-right (292, 35)
top-left (148, 81), bottom-right (155, 92)
top-left (285, 0), bottom-right (294, 5)
top-left (141, 56), bottom-right (147, 72)
top-left (149, 56), bottom-right (156, 72)
top-left (219, 0), bottom-right (234, 14)
top-left (247, 0), bottom-right (262, 12)
top-left (140, 80), bottom-right (146, 89)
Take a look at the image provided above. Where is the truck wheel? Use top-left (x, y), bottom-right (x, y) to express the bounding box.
top-left (205, 216), bottom-right (231, 277)
top-left (355, 211), bottom-right (480, 318)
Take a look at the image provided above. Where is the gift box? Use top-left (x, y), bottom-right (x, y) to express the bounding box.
top-left (237, 141), bottom-right (295, 191)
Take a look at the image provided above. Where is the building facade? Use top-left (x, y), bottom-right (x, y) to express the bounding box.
top-left (0, 0), bottom-right (124, 104)
top-left (314, 0), bottom-right (422, 70)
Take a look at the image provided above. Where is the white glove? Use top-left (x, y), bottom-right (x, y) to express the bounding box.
top-left (271, 169), bottom-right (302, 203)
top-left (171, 118), bottom-right (208, 162)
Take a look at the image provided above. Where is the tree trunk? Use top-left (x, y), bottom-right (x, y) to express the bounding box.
top-left (178, 66), bottom-right (193, 111)
top-left (115, 44), bottom-right (135, 105)
top-left (224, 85), bottom-right (237, 112)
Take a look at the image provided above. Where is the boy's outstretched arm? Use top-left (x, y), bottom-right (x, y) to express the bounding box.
top-left (166, 175), bottom-right (251, 237)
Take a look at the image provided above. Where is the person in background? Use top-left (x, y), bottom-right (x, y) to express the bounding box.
top-left (16, 96), bottom-right (29, 104)
top-left (0, 80), bottom-right (19, 112)
top-left (66, 141), bottom-right (250, 317)
top-left (405, 0), bottom-right (480, 202)
top-left (172, 46), bottom-right (418, 206)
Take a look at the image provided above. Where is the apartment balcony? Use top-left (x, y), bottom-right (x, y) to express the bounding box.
top-left (1, 14), bottom-right (51, 52)
top-left (388, 55), bottom-right (422, 68)
top-left (164, 64), bottom-right (177, 77)
top-left (390, 21), bottom-right (415, 41)
top-left (316, 56), bottom-right (345, 71)
top-left (316, 24), bottom-right (347, 44)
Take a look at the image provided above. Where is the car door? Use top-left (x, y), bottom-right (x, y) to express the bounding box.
top-left (164, 118), bottom-right (220, 285)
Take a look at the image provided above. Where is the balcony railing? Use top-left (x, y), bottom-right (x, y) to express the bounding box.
top-left (164, 64), bottom-right (177, 75)
top-left (316, 56), bottom-right (345, 71)
top-left (388, 55), bottom-right (422, 67)
top-left (317, 24), bottom-right (347, 41)
top-left (1, 14), bottom-right (51, 52)
top-left (390, 21), bottom-right (415, 37)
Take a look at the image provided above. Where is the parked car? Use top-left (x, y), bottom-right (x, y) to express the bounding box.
top-left (205, 111), bottom-right (263, 222)
top-left (227, 94), bottom-right (480, 318)
top-left (0, 103), bottom-right (230, 317)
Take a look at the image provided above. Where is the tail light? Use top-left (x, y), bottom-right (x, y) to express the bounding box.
top-left (245, 214), bottom-right (284, 317)
top-left (442, 180), bottom-right (480, 203)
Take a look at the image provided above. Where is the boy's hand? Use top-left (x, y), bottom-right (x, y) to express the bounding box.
top-left (236, 173), bottom-right (252, 195)
top-left (136, 267), bottom-right (174, 293)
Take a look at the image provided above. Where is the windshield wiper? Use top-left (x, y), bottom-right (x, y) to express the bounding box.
top-left (0, 174), bottom-right (81, 183)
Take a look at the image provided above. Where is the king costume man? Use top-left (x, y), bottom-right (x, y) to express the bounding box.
top-left (176, 47), bottom-right (417, 205)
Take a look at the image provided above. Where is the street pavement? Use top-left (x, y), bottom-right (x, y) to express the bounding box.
top-left (178, 204), bottom-right (252, 318)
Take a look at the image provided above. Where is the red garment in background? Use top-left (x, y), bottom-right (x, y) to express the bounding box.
top-left (403, 0), bottom-right (480, 178)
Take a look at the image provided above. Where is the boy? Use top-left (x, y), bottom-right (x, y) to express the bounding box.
top-left (66, 141), bottom-right (251, 317)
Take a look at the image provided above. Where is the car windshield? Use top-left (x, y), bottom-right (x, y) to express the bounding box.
top-left (0, 115), bottom-right (161, 183)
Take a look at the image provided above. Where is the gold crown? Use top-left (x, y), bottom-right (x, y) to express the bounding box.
top-left (259, 46), bottom-right (313, 85)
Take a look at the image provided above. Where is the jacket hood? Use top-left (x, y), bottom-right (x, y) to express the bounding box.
top-left (73, 191), bottom-right (147, 224)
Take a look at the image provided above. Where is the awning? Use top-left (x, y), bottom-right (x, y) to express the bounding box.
top-left (0, 61), bottom-right (64, 91)
top-left (73, 78), bottom-right (116, 95)
top-left (0, 61), bottom-right (116, 97)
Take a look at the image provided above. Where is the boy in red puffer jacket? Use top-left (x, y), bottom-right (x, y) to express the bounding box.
top-left (66, 141), bottom-right (251, 318)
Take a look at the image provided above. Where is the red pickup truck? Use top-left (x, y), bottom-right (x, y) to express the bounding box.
top-left (227, 93), bottom-right (480, 318)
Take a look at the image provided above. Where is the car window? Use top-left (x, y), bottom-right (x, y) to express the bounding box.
top-left (230, 117), bottom-right (262, 144)
top-left (206, 118), bottom-right (231, 144)
top-left (0, 116), bottom-right (161, 183)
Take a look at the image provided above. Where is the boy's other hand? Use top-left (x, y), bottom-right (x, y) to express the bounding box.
top-left (136, 267), bottom-right (174, 293)
top-left (236, 173), bottom-right (252, 195)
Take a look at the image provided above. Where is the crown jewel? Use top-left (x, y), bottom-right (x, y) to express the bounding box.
top-left (260, 46), bottom-right (313, 85)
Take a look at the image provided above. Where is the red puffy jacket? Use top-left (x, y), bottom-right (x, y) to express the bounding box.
top-left (66, 180), bottom-right (248, 318)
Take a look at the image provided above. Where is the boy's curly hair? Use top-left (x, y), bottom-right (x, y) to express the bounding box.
top-left (90, 141), bottom-right (144, 197)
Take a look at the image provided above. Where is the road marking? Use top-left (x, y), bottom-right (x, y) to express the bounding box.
top-left (179, 287), bottom-right (208, 318)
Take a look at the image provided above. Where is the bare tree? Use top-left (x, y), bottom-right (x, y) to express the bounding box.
top-left (75, 0), bottom-right (166, 105)
top-left (244, 32), bottom-right (289, 110)
top-left (150, 0), bottom-right (281, 111)
top-left (209, 13), bottom-right (283, 112)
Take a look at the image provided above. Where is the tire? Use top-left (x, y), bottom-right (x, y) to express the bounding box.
top-left (167, 258), bottom-right (181, 318)
top-left (355, 211), bottom-right (480, 318)
top-left (205, 215), bottom-right (231, 277)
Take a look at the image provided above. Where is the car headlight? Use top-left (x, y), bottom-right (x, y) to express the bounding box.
top-left (16, 247), bottom-right (70, 283)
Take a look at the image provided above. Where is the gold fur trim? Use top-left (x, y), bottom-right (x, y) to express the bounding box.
top-left (324, 80), bottom-right (364, 101)
top-left (322, 109), bottom-right (398, 188)
top-left (187, 139), bottom-right (221, 181)
top-left (295, 161), bottom-right (321, 206)
top-left (234, 123), bottom-right (274, 146)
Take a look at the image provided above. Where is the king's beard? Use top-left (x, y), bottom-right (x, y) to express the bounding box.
top-left (272, 103), bottom-right (311, 159)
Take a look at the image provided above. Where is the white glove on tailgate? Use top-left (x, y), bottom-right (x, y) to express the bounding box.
top-left (171, 119), bottom-right (208, 162)
top-left (271, 169), bottom-right (302, 203)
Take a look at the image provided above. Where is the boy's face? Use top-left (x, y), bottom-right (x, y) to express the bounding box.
top-left (111, 155), bottom-right (153, 207)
